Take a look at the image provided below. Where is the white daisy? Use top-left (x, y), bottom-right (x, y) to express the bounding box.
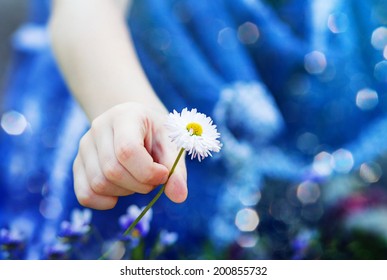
top-left (165, 108), bottom-right (222, 161)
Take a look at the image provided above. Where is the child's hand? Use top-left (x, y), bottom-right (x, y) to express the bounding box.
top-left (73, 102), bottom-right (188, 210)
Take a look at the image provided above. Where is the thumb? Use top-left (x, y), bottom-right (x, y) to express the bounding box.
top-left (160, 145), bottom-right (188, 203)
top-left (149, 108), bottom-right (188, 203)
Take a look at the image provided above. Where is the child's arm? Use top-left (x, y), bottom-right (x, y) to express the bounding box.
top-left (49, 0), bottom-right (162, 119)
top-left (49, 0), bottom-right (187, 210)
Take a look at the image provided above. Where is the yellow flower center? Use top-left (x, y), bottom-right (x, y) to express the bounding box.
top-left (186, 122), bottom-right (203, 136)
top-left (131, 229), bottom-right (141, 238)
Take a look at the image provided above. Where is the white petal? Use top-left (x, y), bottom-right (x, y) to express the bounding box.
top-left (165, 108), bottom-right (222, 161)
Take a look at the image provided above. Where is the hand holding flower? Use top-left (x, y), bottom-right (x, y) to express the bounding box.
top-left (72, 102), bottom-right (188, 210)
top-left (91, 107), bottom-right (221, 259)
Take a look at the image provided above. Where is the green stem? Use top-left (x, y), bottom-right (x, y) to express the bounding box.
top-left (98, 148), bottom-right (185, 260)
top-left (123, 148), bottom-right (185, 236)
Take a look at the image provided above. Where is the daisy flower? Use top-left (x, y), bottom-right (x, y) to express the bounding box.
top-left (165, 108), bottom-right (222, 161)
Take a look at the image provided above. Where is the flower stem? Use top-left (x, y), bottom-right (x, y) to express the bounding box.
top-left (123, 148), bottom-right (185, 236)
top-left (98, 148), bottom-right (185, 260)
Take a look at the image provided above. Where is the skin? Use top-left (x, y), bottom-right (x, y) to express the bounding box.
top-left (49, 0), bottom-right (188, 210)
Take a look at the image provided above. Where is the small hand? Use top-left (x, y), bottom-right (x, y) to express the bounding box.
top-left (73, 102), bottom-right (188, 210)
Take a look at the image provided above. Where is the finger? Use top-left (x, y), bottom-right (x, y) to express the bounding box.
top-left (79, 131), bottom-right (134, 196)
top-left (164, 166), bottom-right (188, 203)
top-left (145, 117), bottom-right (188, 203)
top-left (163, 150), bottom-right (188, 203)
top-left (91, 121), bottom-right (157, 194)
top-left (73, 156), bottom-right (118, 210)
top-left (154, 132), bottom-right (188, 203)
top-left (113, 117), bottom-right (169, 186)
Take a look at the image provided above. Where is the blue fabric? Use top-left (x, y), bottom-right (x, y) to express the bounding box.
top-left (1, 0), bottom-right (387, 259)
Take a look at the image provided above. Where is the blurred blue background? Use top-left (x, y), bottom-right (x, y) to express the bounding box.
top-left (1, 0), bottom-right (387, 260)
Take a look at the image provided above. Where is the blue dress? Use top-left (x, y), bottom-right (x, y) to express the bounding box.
top-left (1, 0), bottom-right (387, 259)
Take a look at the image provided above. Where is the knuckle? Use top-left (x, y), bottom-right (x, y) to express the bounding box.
top-left (90, 176), bottom-right (110, 194)
top-left (101, 160), bottom-right (124, 182)
top-left (138, 171), bottom-right (156, 185)
top-left (137, 184), bottom-right (154, 194)
top-left (115, 141), bottom-right (135, 162)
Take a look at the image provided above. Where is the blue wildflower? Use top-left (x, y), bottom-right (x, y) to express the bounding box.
top-left (119, 205), bottom-right (153, 244)
top-left (59, 208), bottom-right (92, 240)
top-left (0, 227), bottom-right (25, 259)
top-left (159, 230), bottom-right (178, 247)
top-left (0, 228), bottom-right (24, 249)
top-left (148, 230), bottom-right (178, 259)
top-left (45, 241), bottom-right (71, 260)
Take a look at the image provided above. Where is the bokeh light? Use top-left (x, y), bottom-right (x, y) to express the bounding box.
top-left (327, 12), bottom-right (349, 34)
top-left (356, 88), bottom-right (379, 111)
top-left (39, 197), bottom-right (63, 220)
top-left (1, 110), bottom-right (28, 135)
top-left (371, 26), bottom-right (387, 50)
top-left (297, 181), bottom-right (321, 204)
top-left (374, 60), bottom-right (387, 83)
top-left (304, 51), bottom-right (327, 74)
top-left (313, 151), bottom-right (333, 176)
top-left (331, 148), bottom-right (354, 173)
top-left (359, 162), bottom-right (382, 183)
top-left (235, 208), bottom-right (259, 232)
top-left (237, 233), bottom-right (258, 248)
top-left (237, 21), bottom-right (259, 45)
top-left (239, 190), bottom-right (261, 206)
top-left (218, 27), bottom-right (237, 50)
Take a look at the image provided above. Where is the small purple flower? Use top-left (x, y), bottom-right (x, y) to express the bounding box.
top-left (0, 227), bottom-right (25, 259)
top-left (45, 241), bottom-right (71, 260)
top-left (159, 230), bottom-right (178, 247)
top-left (119, 205), bottom-right (153, 243)
top-left (0, 228), bottom-right (24, 250)
top-left (149, 230), bottom-right (178, 259)
top-left (59, 208), bottom-right (92, 240)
